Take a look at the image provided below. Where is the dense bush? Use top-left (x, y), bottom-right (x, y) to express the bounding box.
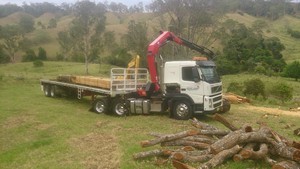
top-left (243, 78), bottom-right (265, 98)
top-left (271, 83), bottom-right (293, 103)
top-left (22, 49), bottom-right (37, 62)
top-left (37, 47), bottom-right (47, 60)
top-left (283, 61), bottom-right (300, 81)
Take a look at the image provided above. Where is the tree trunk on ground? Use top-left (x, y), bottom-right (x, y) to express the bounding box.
top-left (172, 160), bottom-right (196, 169)
top-left (272, 160), bottom-right (300, 169)
top-left (190, 118), bottom-right (218, 130)
top-left (198, 145), bottom-right (242, 169)
top-left (212, 113), bottom-right (238, 131)
top-left (141, 130), bottom-right (199, 147)
top-left (161, 140), bottom-right (210, 149)
top-left (133, 149), bottom-right (172, 160)
top-left (233, 143), bottom-right (256, 161)
top-left (172, 152), bottom-right (213, 163)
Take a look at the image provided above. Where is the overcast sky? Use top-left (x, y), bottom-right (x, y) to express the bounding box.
top-left (0, 0), bottom-right (151, 7)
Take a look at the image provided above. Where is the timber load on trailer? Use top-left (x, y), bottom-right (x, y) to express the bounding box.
top-left (41, 68), bottom-right (148, 98)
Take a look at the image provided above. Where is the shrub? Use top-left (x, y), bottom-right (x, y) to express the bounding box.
top-left (243, 78), bottom-right (265, 98)
top-left (37, 47), bottom-right (47, 60)
top-left (254, 65), bottom-right (266, 75)
top-left (33, 60), bottom-right (44, 67)
top-left (22, 49), bottom-right (37, 62)
top-left (283, 61), bottom-right (300, 81)
top-left (271, 83), bottom-right (293, 104)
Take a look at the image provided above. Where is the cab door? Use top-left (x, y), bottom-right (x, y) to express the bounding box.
top-left (180, 67), bottom-right (204, 104)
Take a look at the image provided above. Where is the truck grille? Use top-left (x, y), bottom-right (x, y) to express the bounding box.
top-left (214, 102), bottom-right (222, 108)
top-left (211, 85), bottom-right (222, 94)
top-left (213, 95), bottom-right (222, 102)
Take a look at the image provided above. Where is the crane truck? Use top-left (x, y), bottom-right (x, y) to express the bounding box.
top-left (40, 31), bottom-right (229, 120)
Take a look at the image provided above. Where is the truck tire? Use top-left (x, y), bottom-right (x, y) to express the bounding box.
top-left (93, 98), bottom-right (108, 114)
top-left (172, 101), bottom-right (193, 120)
top-left (43, 85), bottom-right (51, 97)
top-left (112, 98), bottom-right (126, 116)
top-left (219, 98), bottom-right (231, 113)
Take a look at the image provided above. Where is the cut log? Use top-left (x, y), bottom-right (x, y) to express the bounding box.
top-left (233, 143), bottom-right (256, 161)
top-left (133, 149), bottom-right (172, 160)
top-left (198, 145), bottom-right (242, 169)
top-left (172, 152), bottom-right (213, 163)
top-left (250, 143), bottom-right (269, 160)
top-left (210, 127), bottom-right (271, 154)
top-left (190, 118), bottom-right (218, 130)
top-left (212, 113), bottom-right (238, 131)
top-left (172, 160), bottom-right (196, 169)
top-left (180, 146), bottom-right (196, 152)
top-left (198, 129), bottom-right (230, 136)
top-left (185, 150), bottom-right (211, 156)
top-left (141, 130), bottom-right (199, 147)
top-left (272, 160), bottom-right (300, 169)
top-left (161, 140), bottom-right (210, 149)
top-left (183, 136), bottom-right (216, 144)
top-left (269, 140), bottom-right (300, 162)
top-left (210, 130), bottom-right (243, 154)
top-left (292, 141), bottom-right (300, 150)
top-left (265, 156), bottom-right (277, 166)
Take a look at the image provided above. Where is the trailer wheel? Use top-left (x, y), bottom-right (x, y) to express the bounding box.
top-left (172, 101), bottom-right (192, 120)
top-left (112, 98), bottom-right (126, 116)
top-left (43, 85), bottom-right (51, 97)
top-left (93, 98), bottom-right (108, 114)
top-left (50, 86), bottom-right (56, 97)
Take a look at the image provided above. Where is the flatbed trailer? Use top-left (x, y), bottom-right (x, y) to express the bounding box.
top-left (40, 68), bottom-right (149, 112)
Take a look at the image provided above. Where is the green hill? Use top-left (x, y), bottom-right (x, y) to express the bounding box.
top-left (0, 11), bottom-right (299, 62)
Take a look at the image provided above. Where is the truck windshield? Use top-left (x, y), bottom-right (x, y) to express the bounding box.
top-left (199, 66), bottom-right (220, 83)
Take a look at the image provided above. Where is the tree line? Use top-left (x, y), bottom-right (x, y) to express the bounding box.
top-left (0, 0), bottom-right (299, 80)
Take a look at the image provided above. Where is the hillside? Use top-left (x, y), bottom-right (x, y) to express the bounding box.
top-left (0, 11), bottom-right (300, 62)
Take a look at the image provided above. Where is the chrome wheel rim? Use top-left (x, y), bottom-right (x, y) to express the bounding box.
top-left (176, 103), bottom-right (189, 117)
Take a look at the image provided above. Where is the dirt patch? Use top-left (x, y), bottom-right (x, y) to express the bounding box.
top-left (70, 132), bottom-right (120, 169)
top-left (1, 114), bottom-right (34, 129)
top-left (240, 104), bottom-right (300, 117)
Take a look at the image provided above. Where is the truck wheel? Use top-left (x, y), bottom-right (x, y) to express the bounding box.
top-left (112, 99), bottom-right (126, 116)
top-left (173, 101), bottom-right (192, 120)
top-left (43, 85), bottom-right (51, 97)
top-left (93, 98), bottom-right (108, 114)
top-left (219, 99), bottom-right (231, 113)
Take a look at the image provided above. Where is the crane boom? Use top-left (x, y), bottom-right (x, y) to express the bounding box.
top-left (147, 31), bottom-right (215, 92)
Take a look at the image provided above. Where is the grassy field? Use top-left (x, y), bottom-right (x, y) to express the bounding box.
top-left (0, 62), bottom-right (299, 169)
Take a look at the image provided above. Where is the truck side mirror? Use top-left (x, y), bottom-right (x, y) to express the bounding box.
top-left (192, 67), bottom-right (201, 83)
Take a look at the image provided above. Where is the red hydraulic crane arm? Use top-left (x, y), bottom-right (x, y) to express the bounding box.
top-left (147, 31), bottom-right (215, 93)
top-left (147, 31), bottom-right (182, 92)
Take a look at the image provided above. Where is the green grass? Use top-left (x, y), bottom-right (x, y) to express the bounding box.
top-left (0, 62), bottom-right (299, 169)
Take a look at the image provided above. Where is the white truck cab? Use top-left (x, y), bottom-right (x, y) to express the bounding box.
top-left (163, 60), bottom-right (223, 116)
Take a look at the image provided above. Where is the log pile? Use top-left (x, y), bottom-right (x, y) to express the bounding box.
top-left (223, 92), bottom-right (250, 104)
top-left (133, 114), bottom-right (300, 169)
